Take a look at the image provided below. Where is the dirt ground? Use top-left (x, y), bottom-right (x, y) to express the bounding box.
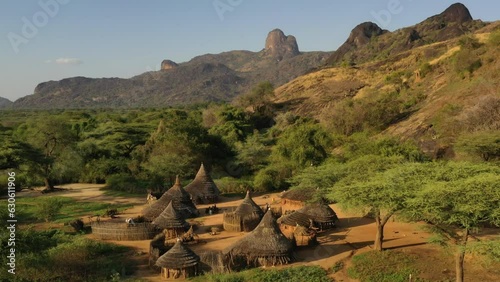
top-left (21, 184), bottom-right (500, 281)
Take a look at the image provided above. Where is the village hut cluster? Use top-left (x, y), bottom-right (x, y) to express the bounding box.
top-left (91, 163), bottom-right (339, 280)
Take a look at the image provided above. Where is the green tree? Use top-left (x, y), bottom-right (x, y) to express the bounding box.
top-left (270, 119), bottom-right (332, 169)
top-left (16, 117), bottom-right (77, 191)
top-left (236, 81), bottom-right (276, 129)
top-left (332, 160), bottom-right (425, 251)
top-left (408, 171), bottom-right (500, 282)
top-left (455, 130), bottom-right (500, 161)
top-left (235, 131), bottom-right (271, 173)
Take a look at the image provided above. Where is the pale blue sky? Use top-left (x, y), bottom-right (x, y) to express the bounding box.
top-left (1, 0), bottom-right (498, 101)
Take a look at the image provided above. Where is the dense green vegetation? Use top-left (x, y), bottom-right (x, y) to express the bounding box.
top-left (0, 227), bottom-right (134, 282)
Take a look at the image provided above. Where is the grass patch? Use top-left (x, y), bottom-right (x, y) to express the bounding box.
top-left (191, 266), bottom-right (330, 282)
top-left (100, 188), bottom-right (146, 198)
top-left (13, 196), bottom-right (133, 224)
top-left (347, 250), bottom-right (421, 282)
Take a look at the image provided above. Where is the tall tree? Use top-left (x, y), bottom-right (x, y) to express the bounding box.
top-left (408, 170), bottom-right (500, 282)
top-left (18, 117), bottom-right (76, 191)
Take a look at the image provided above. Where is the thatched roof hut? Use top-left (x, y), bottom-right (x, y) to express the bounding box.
top-left (184, 163), bottom-right (220, 204)
top-left (278, 201), bottom-right (338, 231)
top-left (143, 176), bottom-right (198, 220)
top-left (223, 210), bottom-right (293, 269)
top-left (223, 190), bottom-right (264, 232)
top-left (156, 240), bottom-right (200, 279)
top-left (292, 225), bottom-right (317, 247)
top-left (280, 187), bottom-right (317, 215)
top-left (152, 201), bottom-right (190, 239)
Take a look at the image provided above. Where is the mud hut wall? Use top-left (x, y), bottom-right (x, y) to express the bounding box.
top-left (163, 227), bottom-right (187, 239)
top-left (161, 265), bottom-right (198, 279)
top-left (278, 224), bottom-right (295, 240)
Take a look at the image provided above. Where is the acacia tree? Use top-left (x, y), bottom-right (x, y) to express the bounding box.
top-left (409, 172), bottom-right (500, 282)
top-left (19, 117), bottom-right (76, 191)
top-left (331, 160), bottom-right (426, 251)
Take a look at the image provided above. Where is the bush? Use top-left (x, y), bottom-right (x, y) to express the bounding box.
top-left (105, 173), bottom-right (145, 193)
top-left (253, 165), bottom-right (292, 192)
top-left (214, 177), bottom-right (253, 194)
top-left (37, 197), bottom-right (64, 222)
top-left (488, 29), bottom-right (500, 46)
top-left (419, 62), bottom-right (432, 78)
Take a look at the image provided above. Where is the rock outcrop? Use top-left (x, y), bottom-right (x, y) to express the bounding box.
top-left (438, 2), bottom-right (473, 23)
top-left (161, 60), bottom-right (178, 70)
top-left (327, 22), bottom-right (387, 64)
top-left (264, 29), bottom-right (300, 59)
top-left (326, 3), bottom-right (482, 65)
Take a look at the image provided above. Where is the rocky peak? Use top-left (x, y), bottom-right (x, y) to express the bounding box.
top-left (161, 59), bottom-right (178, 70)
top-left (439, 3), bottom-right (473, 23)
top-left (346, 22), bottom-right (387, 48)
top-left (264, 29), bottom-right (300, 58)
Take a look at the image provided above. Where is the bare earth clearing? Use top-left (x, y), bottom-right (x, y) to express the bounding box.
top-left (21, 184), bottom-right (499, 281)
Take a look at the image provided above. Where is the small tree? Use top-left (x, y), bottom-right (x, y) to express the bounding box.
top-left (37, 197), bottom-right (64, 222)
top-left (408, 172), bottom-right (500, 282)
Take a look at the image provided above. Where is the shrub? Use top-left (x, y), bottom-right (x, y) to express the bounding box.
top-left (105, 173), bottom-right (145, 193)
top-left (419, 62), bottom-right (432, 78)
top-left (37, 197), bottom-right (64, 222)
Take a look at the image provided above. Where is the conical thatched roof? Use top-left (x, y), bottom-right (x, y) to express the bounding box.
top-left (156, 240), bottom-right (200, 269)
top-left (184, 163), bottom-right (220, 203)
top-left (152, 201), bottom-right (190, 230)
top-left (278, 201), bottom-right (338, 228)
top-left (143, 176), bottom-right (198, 220)
top-left (234, 190), bottom-right (264, 217)
top-left (224, 210), bottom-right (293, 258)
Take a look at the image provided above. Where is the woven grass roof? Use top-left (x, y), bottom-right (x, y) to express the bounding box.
top-left (301, 201), bottom-right (338, 224)
top-left (223, 210), bottom-right (293, 257)
top-left (184, 163), bottom-right (220, 200)
top-left (156, 240), bottom-right (200, 269)
top-left (278, 201), bottom-right (338, 227)
top-left (281, 187), bottom-right (318, 202)
top-left (152, 201), bottom-right (190, 230)
top-left (143, 176), bottom-right (198, 220)
top-left (233, 190), bottom-right (264, 217)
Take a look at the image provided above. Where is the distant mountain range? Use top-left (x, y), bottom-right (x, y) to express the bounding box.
top-left (12, 29), bottom-right (330, 109)
top-left (7, 3), bottom-right (493, 110)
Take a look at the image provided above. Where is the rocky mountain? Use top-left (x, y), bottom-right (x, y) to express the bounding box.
top-left (13, 29), bottom-right (330, 109)
top-left (0, 97), bottom-right (12, 108)
top-left (274, 17), bottom-right (499, 158)
top-left (326, 3), bottom-right (485, 66)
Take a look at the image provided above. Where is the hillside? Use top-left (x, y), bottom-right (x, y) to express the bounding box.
top-left (12, 29), bottom-right (330, 109)
top-left (0, 97), bottom-right (12, 108)
top-left (274, 21), bottom-right (500, 158)
top-left (325, 3), bottom-right (486, 66)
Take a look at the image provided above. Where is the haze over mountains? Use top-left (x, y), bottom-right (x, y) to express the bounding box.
top-left (5, 3), bottom-right (497, 110)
